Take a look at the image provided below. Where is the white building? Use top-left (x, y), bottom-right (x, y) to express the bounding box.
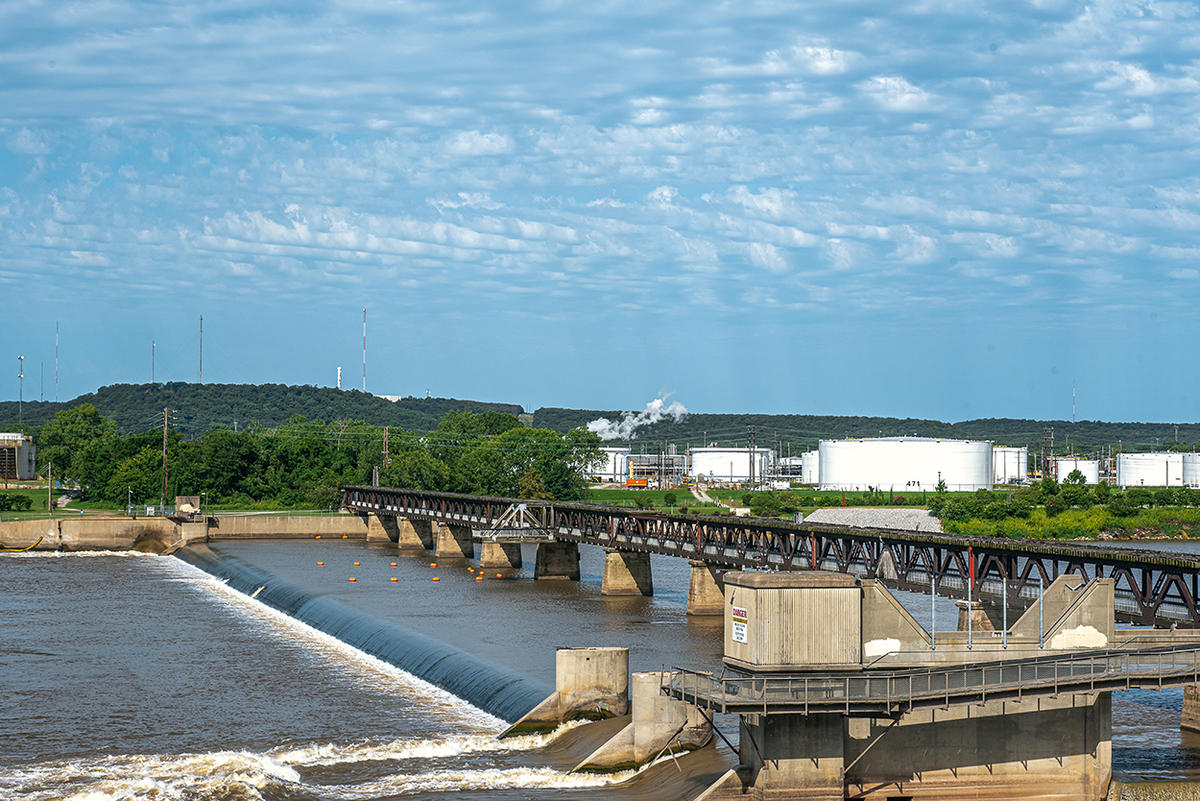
top-left (1054, 457), bottom-right (1100, 485)
top-left (592, 447), bottom-right (630, 483)
top-left (1184, 454), bottom-right (1200, 488)
top-left (0, 433), bottom-right (37, 481)
top-left (801, 450), bottom-right (820, 485)
top-left (1117, 452), bottom-right (1184, 487)
top-left (993, 446), bottom-right (1029, 485)
top-left (818, 437), bottom-right (993, 492)
top-left (688, 447), bottom-right (773, 484)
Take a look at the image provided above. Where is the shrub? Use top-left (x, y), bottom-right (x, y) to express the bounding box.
top-left (1044, 494), bottom-right (1067, 518)
top-left (1107, 495), bottom-right (1136, 517)
top-left (0, 493), bottom-right (33, 512)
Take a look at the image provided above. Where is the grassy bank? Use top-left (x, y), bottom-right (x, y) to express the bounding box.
top-left (945, 507), bottom-right (1200, 540)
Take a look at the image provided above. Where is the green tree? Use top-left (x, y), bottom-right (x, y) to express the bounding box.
top-left (1063, 469), bottom-right (1086, 486)
top-left (1091, 481), bottom-right (1111, 504)
top-left (1040, 475), bottom-right (1060, 496)
top-left (37, 404), bottom-right (119, 491)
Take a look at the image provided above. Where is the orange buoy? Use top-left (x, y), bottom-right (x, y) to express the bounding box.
top-left (342, 535), bottom-right (348, 539)
top-left (353, 561), bottom-right (360, 566)
top-left (468, 567), bottom-right (475, 573)
top-left (496, 573), bottom-right (502, 578)
top-left (315, 535), bottom-right (322, 539)
top-left (390, 562), bottom-right (397, 567)
top-left (390, 577), bottom-right (398, 582)
top-left (432, 577), bottom-right (440, 582)
top-left (348, 577), bottom-right (357, 582)
top-left (475, 575), bottom-right (483, 582)
top-left (317, 561), bottom-right (325, 566)
top-left (429, 562), bottom-right (437, 568)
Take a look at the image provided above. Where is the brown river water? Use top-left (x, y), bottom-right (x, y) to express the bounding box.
top-left (1, 539), bottom-right (1197, 799)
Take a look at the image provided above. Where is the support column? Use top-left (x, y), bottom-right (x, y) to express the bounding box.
top-left (480, 539), bottom-right (523, 578)
top-left (434, 522), bottom-right (473, 561)
top-left (740, 713), bottom-right (844, 801)
top-left (367, 515), bottom-right (429, 554)
top-left (409, 519), bottom-right (435, 551)
top-left (957, 599), bottom-right (996, 632)
top-left (534, 541), bottom-right (580, 580)
top-left (601, 548), bottom-right (653, 596)
top-left (686, 560), bottom-right (725, 615)
top-left (1183, 685), bottom-right (1200, 732)
top-left (501, 646), bottom-right (629, 736)
top-left (366, 514), bottom-right (394, 542)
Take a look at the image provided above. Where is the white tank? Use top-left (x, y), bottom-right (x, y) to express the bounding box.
top-left (802, 450), bottom-right (820, 484)
top-left (818, 437), bottom-right (993, 492)
top-left (1185, 454), bottom-right (1200, 488)
top-left (688, 447), bottom-right (772, 482)
top-left (993, 446), bottom-right (1028, 484)
top-left (1054, 457), bottom-right (1099, 485)
top-left (1117, 452), bottom-right (1184, 487)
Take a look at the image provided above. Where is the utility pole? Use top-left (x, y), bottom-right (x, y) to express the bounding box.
top-left (199, 314), bottom-right (203, 384)
top-left (383, 426), bottom-right (390, 468)
top-left (162, 408), bottom-right (169, 513)
top-left (40, 361), bottom-right (44, 402)
top-left (151, 340), bottom-right (156, 384)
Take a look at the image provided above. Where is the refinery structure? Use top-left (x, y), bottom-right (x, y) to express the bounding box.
top-left (591, 437), bottom-right (1200, 491)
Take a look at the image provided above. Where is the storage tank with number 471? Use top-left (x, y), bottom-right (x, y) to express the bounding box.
top-left (818, 437), bottom-right (993, 492)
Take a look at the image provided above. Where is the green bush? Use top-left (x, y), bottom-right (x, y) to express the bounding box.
top-left (1044, 494), bottom-right (1067, 517)
top-left (0, 493), bottom-right (33, 512)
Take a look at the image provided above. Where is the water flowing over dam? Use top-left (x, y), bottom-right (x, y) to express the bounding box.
top-left (174, 543), bottom-right (550, 723)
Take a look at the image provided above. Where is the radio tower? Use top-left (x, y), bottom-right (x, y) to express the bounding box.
top-left (362, 308), bottom-right (367, 392)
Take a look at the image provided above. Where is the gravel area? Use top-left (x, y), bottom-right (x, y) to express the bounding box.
top-left (805, 507), bottom-right (944, 533)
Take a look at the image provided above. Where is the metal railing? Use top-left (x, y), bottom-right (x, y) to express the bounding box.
top-left (662, 642), bottom-right (1200, 716)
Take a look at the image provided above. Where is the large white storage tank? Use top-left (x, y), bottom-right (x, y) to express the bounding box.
top-left (992, 446), bottom-right (1028, 484)
top-left (802, 450), bottom-right (820, 484)
top-left (688, 447), bottom-right (772, 483)
top-left (1184, 454), bottom-right (1200, 488)
top-left (1054, 457), bottom-right (1100, 485)
top-left (1117, 452), bottom-right (1184, 487)
top-left (593, 447), bottom-right (630, 482)
top-left (818, 437), bottom-right (993, 492)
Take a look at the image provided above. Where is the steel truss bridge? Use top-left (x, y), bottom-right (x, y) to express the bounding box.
top-left (342, 486), bottom-right (1200, 627)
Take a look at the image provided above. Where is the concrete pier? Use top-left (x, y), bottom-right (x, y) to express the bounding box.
top-left (479, 540), bottom-right (523, 578)
top-left (956, 599), bottom-right (996, 632)
top-left (574, 671), bottom-right (712, 772)
top-left (501, 646), bottom-right (629, 736)
top-left (601, 548), bottom-right (653, 596)
top-left (534, 541), bottom-right (580, 580)
top-left (1183, 686), bottom-right (1200, 733)
top-left (686, 560), bottom-right (725, 615)
top-left (433, 522), bottom-right (473, 561)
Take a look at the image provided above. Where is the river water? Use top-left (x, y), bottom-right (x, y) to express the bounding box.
top-left (2, 539), bottom-right (1198, 799)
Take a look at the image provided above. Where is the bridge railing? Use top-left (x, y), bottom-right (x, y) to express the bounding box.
top-left (663, 643), bottom-right (1200, 716)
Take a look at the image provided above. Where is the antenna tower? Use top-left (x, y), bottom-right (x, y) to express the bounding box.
top-left (199, 314), bottom-right (204, 384)
top-left (362, 308), bottom-right (367, 392)
top-left (54, 320), bottom-right (59, 402)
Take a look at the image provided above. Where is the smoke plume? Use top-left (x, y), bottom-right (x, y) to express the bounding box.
top-left (586, 396), bottom-right (688, 441)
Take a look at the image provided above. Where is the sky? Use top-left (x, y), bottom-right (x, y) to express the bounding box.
top-left (1, 0), bottom-right (1198, 422)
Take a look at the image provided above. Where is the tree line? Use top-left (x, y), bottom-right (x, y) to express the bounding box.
top-left (32, 405), bottom-right (602, 508)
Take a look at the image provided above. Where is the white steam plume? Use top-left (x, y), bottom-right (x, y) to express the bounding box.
top-left (586, 396), bottom-right (687, 441)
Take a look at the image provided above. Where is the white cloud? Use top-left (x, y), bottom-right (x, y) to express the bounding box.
top-left (444, 130), bottom-right (514, 156)
top-left (857, 76), bottom-right (937, 112)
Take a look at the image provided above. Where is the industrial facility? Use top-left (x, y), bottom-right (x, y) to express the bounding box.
top-left (993, 446), bottom-right (1029, 485)
top-left (0, 433), bottom-right (37, 481)
top-left (688, 447), bottom-right (772, 483)
top-left (1117, 452), bottom-right (1186, 487)
top-left (1054, 456), bottom-right (1101, 484)
top-left (818, 437), bottom-right (994, 492)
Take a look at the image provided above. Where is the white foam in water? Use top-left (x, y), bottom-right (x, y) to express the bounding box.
top-left (272, 721), bottom-right (588, 766)
top-left (319, 762), bottom-right (659, 799)
top-left (161, 556), bottom-right (508, 732)
top-left (0, 750), bottom-right (302, 801)
top-left (0, 549), bottom-right (160, 559)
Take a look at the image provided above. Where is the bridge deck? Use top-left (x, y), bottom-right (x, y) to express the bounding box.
top-left (662, 643), bottom-right (1200, 716)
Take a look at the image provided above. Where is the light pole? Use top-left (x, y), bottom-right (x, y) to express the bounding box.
top-left (201, 491), bottom-right (208, 519)
top-left (127, 486), bottom-right (132, 517)
top-left (17, 355), bottom-right (23, 424)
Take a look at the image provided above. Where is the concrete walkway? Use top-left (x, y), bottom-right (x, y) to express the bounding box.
top-left (805, 507), bottom-right (944, 532)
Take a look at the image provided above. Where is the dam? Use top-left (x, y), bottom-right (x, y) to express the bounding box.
top-left (5, 503), bottom-right (1200, 799)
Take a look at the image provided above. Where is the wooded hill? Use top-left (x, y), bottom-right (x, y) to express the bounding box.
top-left (0, 383), bottom-right (522, 436)
top-left (1, 383), bottom-right (1196, 453)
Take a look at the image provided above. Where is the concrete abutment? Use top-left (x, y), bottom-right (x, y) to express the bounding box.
top-left (601, 548), bottom-right (653, 596)
top-left (686, 560), bottom-right (725, 615)
top-left (501, 646), bottom-right (629, 736)
top-left (479, 540), bottom-right (523, 578)
top-left (433, 522), bottom-right (473, 562)
top-left (534, 541), bottom-right (580, 581)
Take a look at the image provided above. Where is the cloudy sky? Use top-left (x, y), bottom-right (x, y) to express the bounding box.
top-left (2, 0), bottom-right (1198, 421)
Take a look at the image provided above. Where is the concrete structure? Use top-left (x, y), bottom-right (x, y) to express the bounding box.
top-left (773, 456), bottom-right (803, 480)
top-left (479, 539), bottom-right (523, 578)
top-left (574, 671), bottom-right (712, 772)
top-left (628, 452), bottom-right (687, 487)
top-left (689, 570), bottom-right (1129, 801)
top-left (993, 445), bottom-right (1028, 484)
top-left (1117, 452), bottom-right (1184, 487)
top-left (433, 521), bottom-right (473, 561)
top-left (366, 515), bottom-right (433, 553)
top-left (0, 433), bottom-right (36, 480)
top-left (593, 447), bottom-right (630, 483)
top-left (689, 447), bottom-right (773, 484)
top-left (1055, 456), bottom-right (1101, 485)
top-left (534, 540), bottom-right (580, 580)
top-left (801, 450), bottom-right (819, 484)
top-left (501, 646), bottom-right (629, 736)
top-left (818, 437), bottom-right (993, 492)
top-left (601, 548), bottom-right (653, 596)
top-left (686, 560), bottom-right (725, 615)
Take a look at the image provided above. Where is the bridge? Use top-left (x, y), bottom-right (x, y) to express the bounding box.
top-left (341, 485), bottom-right (1200, 627)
